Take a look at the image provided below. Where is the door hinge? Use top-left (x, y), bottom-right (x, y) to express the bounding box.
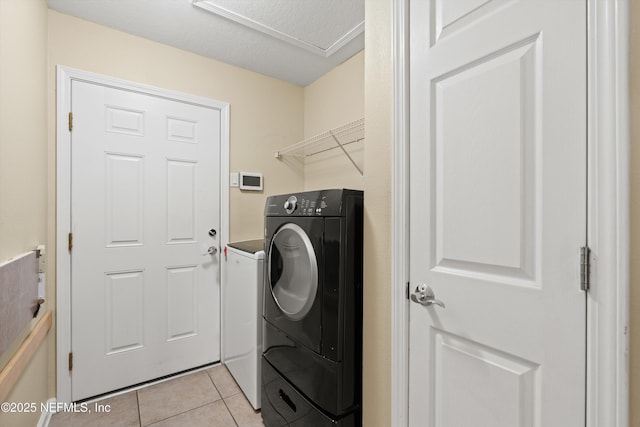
top-left (68, 232), bottom-right (73, 252)
top-left (68, 112), bottom-right (73, 131)
top-left (580, 246), bottom-right (591, 291)
top-left (406, 282), bottom-right (410, 300)
top-left (68, 352), bottom-right (73, 371)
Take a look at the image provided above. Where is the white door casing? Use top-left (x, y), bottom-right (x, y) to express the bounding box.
top-left (407, 1), bottom-right (587, 426)
top-left (57, 67), bottom-right (231, 402)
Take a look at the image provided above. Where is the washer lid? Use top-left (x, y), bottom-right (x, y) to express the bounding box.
top-left (267, 223), bottom-right (318, 320)
top-left (227, 239), bottom-right (265, 258)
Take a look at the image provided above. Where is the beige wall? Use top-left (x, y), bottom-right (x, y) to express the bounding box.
top-left (0, 1), bottom-right (48, 261)
top-left (630, 1), bottom-right (639, 425)
top-left (47, 10), bottom-right (305, 245)
top-left (303, 51), bottom-right (364, 191)
top-left (0, 0), bottom-right (52, 426)
top-left (362, 0), bottom-right (392, 425)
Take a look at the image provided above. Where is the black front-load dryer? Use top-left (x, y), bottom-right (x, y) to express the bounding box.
top-left (262, 189), bottom-right (362, 427)
top-left (264, 215), bottom-right (324, 353)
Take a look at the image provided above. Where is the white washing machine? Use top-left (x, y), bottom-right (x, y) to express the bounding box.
top-left (223, 239), bottom-right (264, 410)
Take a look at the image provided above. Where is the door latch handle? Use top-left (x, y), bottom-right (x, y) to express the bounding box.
top-left (206, 246), bottom-right (218, 255)
top-left (410, 284), bottom-right (445, 308)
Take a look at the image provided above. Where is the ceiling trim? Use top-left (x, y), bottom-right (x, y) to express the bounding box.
top-left (192, 0), bottom-right (364, 58)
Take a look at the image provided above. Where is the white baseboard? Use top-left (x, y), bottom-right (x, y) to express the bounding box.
top-left (37, 398), bottom-right (57, 427)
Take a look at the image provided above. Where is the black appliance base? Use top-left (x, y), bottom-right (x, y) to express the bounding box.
top-left (261, 358), bottom-right (360, 427)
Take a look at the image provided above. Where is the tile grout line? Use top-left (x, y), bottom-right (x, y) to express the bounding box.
top-left (214, 367), bottom-right (265, 427)
top-left (136, 390), bottom-right (142, 427)
top-left (138, 370), bottom-right (227, 427)
top-left (139, 396), bottom-right (228, 427)
top-left (141, 400), bottom-right (226, 427)
top-left (207, 367), bottom-right (240, 427)
top-left (220, 395), bottom-right (240, 427)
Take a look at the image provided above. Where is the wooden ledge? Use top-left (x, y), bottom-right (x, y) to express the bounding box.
top-left (0, 310), bottom-right (52, 402)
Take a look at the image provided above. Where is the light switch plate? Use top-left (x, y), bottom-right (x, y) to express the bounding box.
top-left (230, 172), bottom-right (239, 187)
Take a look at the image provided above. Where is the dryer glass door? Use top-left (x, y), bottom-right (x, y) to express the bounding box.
top-left (268, 223), bottom-right (318, 320)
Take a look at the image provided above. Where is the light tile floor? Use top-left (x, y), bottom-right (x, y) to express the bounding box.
top-left (49, 364), bottom-right (264, 427)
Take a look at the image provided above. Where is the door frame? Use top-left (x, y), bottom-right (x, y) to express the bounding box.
top-left (55, 65), bottom-right (231, 403)
top-left (390, 1), bottom-right (630, 426)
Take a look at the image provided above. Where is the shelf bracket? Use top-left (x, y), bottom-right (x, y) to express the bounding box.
top-left (330, 131), bottom-right (363, 175)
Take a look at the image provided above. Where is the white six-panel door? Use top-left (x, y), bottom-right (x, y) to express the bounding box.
top-left (70, 80), bottom-right (221, 400)
top-left (408, 1), bottom-right (587, 426)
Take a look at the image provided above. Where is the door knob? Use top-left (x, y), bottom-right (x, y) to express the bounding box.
top-left (206, 246), bottom-right (218, 255)
top-left (410, 284), bottom-right (445, 308)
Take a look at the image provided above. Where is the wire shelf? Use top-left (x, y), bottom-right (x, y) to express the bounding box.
top-left (274, 118), bottom-right (364, 175)
top-left (274, 118), bottom-right (364, 158)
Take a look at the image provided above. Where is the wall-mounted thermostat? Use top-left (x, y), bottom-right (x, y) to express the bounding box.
top-left (239, 172), bottom-right (263, 191)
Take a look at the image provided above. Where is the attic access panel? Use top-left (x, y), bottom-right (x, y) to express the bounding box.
top-left (192, 0), bottom-right (364, 57)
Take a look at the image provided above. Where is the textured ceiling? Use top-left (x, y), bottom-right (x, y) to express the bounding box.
top-left (47, 0), bottom-right (364, 86)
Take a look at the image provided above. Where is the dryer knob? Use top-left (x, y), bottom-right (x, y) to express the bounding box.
top-left (284, 196), bottom-right (297, 214)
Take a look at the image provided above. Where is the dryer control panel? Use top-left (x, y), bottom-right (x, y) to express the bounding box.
top-left (295, 196), bottom-right (329, 216)
top-left (265, 189), bottom-right (362, 217)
